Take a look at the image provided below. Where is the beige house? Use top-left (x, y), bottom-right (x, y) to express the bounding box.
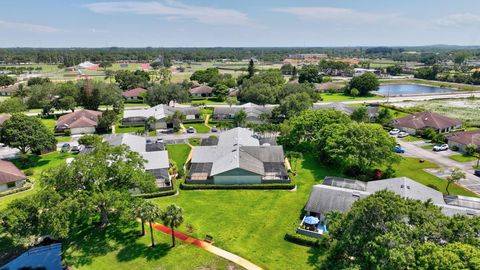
top-left (55, 110), bottom-right (103, 135)
top-left (0, 160), bottom-right (26, 192)
top-left (393, 112), bottom-right (462, 135)
top-left (447, 130), bottom-right (480, 153)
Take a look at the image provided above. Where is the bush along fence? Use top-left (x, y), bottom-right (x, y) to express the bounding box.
top-left (134, 179), bottom-right (177, 199)
top-left (180, 179), bottom-right (295, 190)
top-left (0, 182), bottom-right (33, 198)
top-left (284, 233), bottom-right (321, 248)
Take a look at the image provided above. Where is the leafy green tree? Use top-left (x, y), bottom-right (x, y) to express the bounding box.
top-left (277, 83), bottom-right (319, 102)
top-left (0, 97), bottom-right (27, 113)
top-left (276, 92), bottom-right (312, 119)
top-left (318, 123), bottom-right (398, 174)
top-left (114, 70), bottom-right (150, 90)
top-left (13, 84), bottom-right (29, 98)
top-left (286, 151), bottom-right (303, 173)
top-left (454, 51), bottom-right (470, 65)
top-left (27, 77), bottom-right (50, 86)
top-left (212, 84), bottom-right (229, 101)
top-left (99, 61), bottom-right (112, 71)
top-left (291, 66), bottom-right (298, 80)
top-left (298, 65), bottom-right (322, 83)
top-left (77, 80), bottom-right (101, 110)
top-left (147, 83), bottom-right (190, 106)
top-left (78, 134), bottom-right (103, 147)
top-left (0, 114), bottom-right (56, 154)
top-left (234, 110), bottom-right (247, 127)
top-left (226, 96), bottom-right (239, 107)
top-left (349, 73), bottom-right (379, 96)
top-left (41, 143), bottom-right (156, 226)
top-left (386, 65), bottom-right (402, 75)
top-left (280, 63), bottom-right (294, 75)
top-left (98, 110), bottom-right (117, 132)
top-left (157, 68), bottom-right (172, 85)
top-left (26, 83), bottom-right (55, 115)
top-left (465, 144), bottom-right (477, 156)
top-left (351, 107), bottom-right (369, 123)
top-left (0, 74), bottom-right (15, 87)
top-left (161, 204), bottom-right (184, 247)
top-left (190, 68), bottom-right (220, 84)
top-left (166, 111), bottom-right (185, 130)
top-left (350, 88), bottom-right (360, 97)
top-left (247, 59), bottom-right (255, 78)
top-left (445, 168), bottom-right (466, 195)
top-left (54, 96), bottom-right (76, 112)
top-left (376, 107), bottom-right (393, 126)
top-left (278, 109), bottom-right (351, 150)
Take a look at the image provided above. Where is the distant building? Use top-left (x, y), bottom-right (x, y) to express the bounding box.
top-left (353, 68), bottom-right (380, 77)
top-left (187, 128), bottom-right (289, 185)
top-left (305, 176), bottom-right (480, 221)
top-left (283, 54), bottom-right (328, 64)
top-left (393, 112), bottom-right (462, 135)
top-left (447, 130), bottom-right (480, 153)
top-left (0, 160), bottom-right (27, 192)
top-left (189, 85), bottom-right (213, 97)
top-left (213, 103), bottom-right (273, 123)
top-left (122, 87), bottom-right (147, 101)
top-left (313, 102), bottom-right (380, 122)
top-left (0, 85), bottom-right (17, 96)
top-left (55, 109), bottom-right (103, 135)
top-left (121, 105), bottom-right (200, 129)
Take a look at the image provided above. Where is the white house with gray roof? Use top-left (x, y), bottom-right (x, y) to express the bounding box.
top-left (305, 176), bottom-right (480, 221)
top-left (104, 134), bottom-right (171, 187)
top-left (213, 103), bottom-right (273, 123)
top-left (121, 105), bottom-right (200, 129)
top-left (187, 127), bottom-right (289, 184)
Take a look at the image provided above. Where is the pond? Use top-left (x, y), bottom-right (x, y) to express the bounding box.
top-left (376, 84), bottom-right (456, 95)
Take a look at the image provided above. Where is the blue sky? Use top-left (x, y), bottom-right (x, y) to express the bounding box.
top-left (1, 0), bottom-right (480, 47)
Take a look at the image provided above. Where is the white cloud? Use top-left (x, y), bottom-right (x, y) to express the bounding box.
top-left (85, 1), bottom-right (252, 26)
top-left (273, 6), bottom-right (417, 26)
top-left (0, 20), bottom-right (58, 33)
top-left (435, 13), bottom-right (480, 27)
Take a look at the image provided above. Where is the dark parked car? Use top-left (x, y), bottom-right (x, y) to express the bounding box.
top-left (475, 170), bottom-right (480, 177)
top-left (393, 147), bottom-right (405, 154)
top-left (61, 143), bottom-right (71, 152)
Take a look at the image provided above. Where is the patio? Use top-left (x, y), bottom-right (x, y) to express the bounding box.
top-left (296, 216), bottom-right (328, 239)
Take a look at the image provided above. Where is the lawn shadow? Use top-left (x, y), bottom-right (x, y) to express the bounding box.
top-left (12, 155), bottom-right (50, 170)
top-left (116, 242), bottom-right (170, 262)
top-left (307, 245), bottom-right (328, 268)
top-left (299, 153), bottom-right (341, 184)
top-left (62, 219), bottom-right (145, 267)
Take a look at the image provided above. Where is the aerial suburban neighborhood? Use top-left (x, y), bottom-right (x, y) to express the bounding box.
top-left (1, 1), bottom-right (480, 270)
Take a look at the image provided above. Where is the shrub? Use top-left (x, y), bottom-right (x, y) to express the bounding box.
top-left (24, 168), bottom-right (35, 176)
top-left (0, 183), bottom-right (32, 198)
top-left (451, 145), bottom-right (459, 151)
top-left (350, 88), bottom-right (360, 97)
top-left (284, 233), bottom-right (320, 247)
top-left (134, 189), bottom-right (176, 199)
top-left (180, 180), bottom-right (295, 190)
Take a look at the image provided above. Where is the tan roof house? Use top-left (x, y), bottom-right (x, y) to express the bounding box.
top-left (393, 112), bottom-right (462, 135)
top-left (55, 109), bottom-right (102, 135)
top-left (189, 85), bottom-right (212, 97)
top-left (447, 130), bottom-right (480, 153)
top-left (0, 160), bottom-right (27, 192)
top-left (122, 87), bottom-right (147, 101)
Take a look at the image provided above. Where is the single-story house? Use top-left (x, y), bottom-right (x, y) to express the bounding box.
top-left (213, 103), bottom-right (273, 123)
top-left (122, 87), bottom-right (147, 101)
top-left (228, 88), bottom-right (239, 97)
top-left (104, 133), bottom-right (171, 187)
top-left (353, 68), bottom-right (380, 77)
top-left (0, 160), bottom-right (27, 192)
top-left (313, 102), bottom-right (379, 122)
top-left (0, 85), bottom-right (17, 96)
top-left (121, 105), bottom-right (200, 129)
top-left (305, 176), bottom-right (480, 222)
top-left (393, 112), bottom-right (462, 135)
top-left (447, 130), bottom-right (480, 153)
top-left (55, 109), bottom-right (103, 135)
top-left (187, 127), bottom-right (289, 185)
top-left (189, 85), bottom-right (212, 97)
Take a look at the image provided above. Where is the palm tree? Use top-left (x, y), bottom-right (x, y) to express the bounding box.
top-left (132, 200), bottom-right (148, 236)
top-left (13, 84), bottom-right (29, 99)
top-left (142, 201), bottom-right (162, 247)
top-left (104, 70), bottom-right (115, 84)
top-left (166, 111), bottom-right (186, 130)
top-left (145, 116), bottom-right (156, 134)
top-left (161, 204), bottom-right (184, 247)
top-left (233, 110), bottom-right (247, 127)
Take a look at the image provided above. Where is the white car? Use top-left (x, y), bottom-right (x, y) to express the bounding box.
top-left (389, 129), bottom-right (400, 135)
top-left (433, 144), bottom-right (449, 151)
top-left (397, 132), bottom-right (409, 138)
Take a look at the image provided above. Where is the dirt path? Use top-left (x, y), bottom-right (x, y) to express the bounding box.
top-left (152, 223), bottom-right (263, 270)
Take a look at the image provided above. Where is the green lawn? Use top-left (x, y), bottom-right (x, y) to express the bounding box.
top-left (188, 98), bottom-right (227, 105)
top-left (401, 136), bottom-right (424, 142)
top-left (186, 123), bottom-right (210, 133)
top-left (166, 144), bottom-right (191, 169)
top-left (188, 138), bottom-right (201, 146)
top-left (321, 93), bottom-right (381, 102)
top-left (115, 122), bottom-right (145, 134)
top-left (448, 154), bottom-right (478, 163)
top-left (0, 152), bottom-right (74, 210)
top-left (393, 157), bottom-right (477, 197)
top-left (63, 220), bottom-right (235, 270)
top-left (421, 145), bottom-right (434, 149)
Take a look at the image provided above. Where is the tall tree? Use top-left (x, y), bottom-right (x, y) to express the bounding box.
top-left (233, 110), bottom-right (247, 127)
top-left (0, 114), bottom-right (56, 154)
top-left (351, 107), bottom-right (369, 123)
top-left (298, 65), bottom-right (322, 83)
top-left (276, 92), bottom-right (313, 119)
top-left (142, 201), bottom-right (162, 247)
top-left (247, 59), bottom-right (255, 78)
top-left (161, 204), bottom-right (184, 247)
top-left (349, 73), bottom-right (379, 96)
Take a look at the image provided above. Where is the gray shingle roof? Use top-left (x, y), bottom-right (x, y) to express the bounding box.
top-left (213, 103), bottom-right (273, 120)
top-left (305, 177), bottom-right (480, 217)
top-left (123, 105), bottom-right (200, 121)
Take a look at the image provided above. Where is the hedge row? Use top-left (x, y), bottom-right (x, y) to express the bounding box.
top-left (180, 181), bottom-right (295, 190)
top-left (134, 188), bottom-right (177, 199)
top-left (0, 183), bottom-right (33, 198)
top-left (284, 233), bottom-right (321, 248)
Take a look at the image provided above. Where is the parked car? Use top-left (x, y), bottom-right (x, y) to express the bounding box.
top-left (397, 132), bottom-right (409, 138)
top-left (61, 143), bottom-right (71, 152)
top-left (71, 145), bottom-right (83, 153)
top-left (211, 126), bottom-right (218, 133)
top-left (433, 144), bottom-right (449, 151)
top-left (187, 127), bottom-right (195, 133)
top-left (389, 129), bottom-right (400, 135)
top-left (156, 138), bottom-right (163, 144)
top-left (393, 147), bottom-right (405, 153)
top-left (146, 139), bottom-right (153, 145)
top-left (474, 169), bottom-right (480, 177)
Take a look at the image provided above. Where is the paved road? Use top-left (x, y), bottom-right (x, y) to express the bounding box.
top-left (397, 139), bottom-right (480, 194)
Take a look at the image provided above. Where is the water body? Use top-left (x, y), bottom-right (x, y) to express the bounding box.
top-left (376, 84), bottom-right (456, 95)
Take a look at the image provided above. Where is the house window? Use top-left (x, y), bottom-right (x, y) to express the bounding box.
top-left (7, 182), bottom-right (16, 188)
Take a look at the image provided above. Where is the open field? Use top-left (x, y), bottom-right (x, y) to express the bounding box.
top-left (391, 98), bottom-right (480, 126)
top-left (321, 93), bottom-right (381, 102)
